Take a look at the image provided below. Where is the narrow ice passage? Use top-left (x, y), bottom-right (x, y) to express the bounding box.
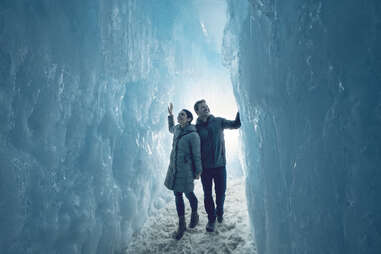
top-left (2, 1), bottom-right (380, 254)
top-left (124, 177), bottom-right (255, 254)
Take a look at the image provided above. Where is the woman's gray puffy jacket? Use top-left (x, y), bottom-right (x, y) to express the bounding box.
top-left (164, 115), bottom-right (203, 193)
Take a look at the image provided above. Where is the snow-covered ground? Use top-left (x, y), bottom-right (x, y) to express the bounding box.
top-left (124, 177), bottom-right (256, 254)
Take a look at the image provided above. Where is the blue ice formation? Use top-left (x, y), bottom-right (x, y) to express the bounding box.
top-left (1, 0), bottom-right (381, 254)
top-left (224, 1), bottom-right (381, 254)
top-left (0, 1), bottom-right (180, 253)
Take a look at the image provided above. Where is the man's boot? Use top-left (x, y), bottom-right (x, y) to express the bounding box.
top-left (172, 215), bottom-right (186, 240)
top-left (189, 212), bottom-right (199, 228)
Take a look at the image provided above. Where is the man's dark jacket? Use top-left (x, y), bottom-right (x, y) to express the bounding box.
top-left (196, 113), bottom-right (241, 169)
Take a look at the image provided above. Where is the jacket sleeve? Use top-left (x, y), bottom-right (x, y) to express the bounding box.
top-left (221, 112), bottom-right (241, 129)
top-left (190, 133), bottom-right (203, 177)
top-left (168, 114), bottom-right (175, 133)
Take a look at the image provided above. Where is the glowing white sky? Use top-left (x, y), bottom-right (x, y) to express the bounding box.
top-left (194, 0), bottom-right (227, 53)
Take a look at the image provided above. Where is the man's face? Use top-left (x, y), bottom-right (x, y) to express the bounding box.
top-left (197, 102), bottom-right (210, 117)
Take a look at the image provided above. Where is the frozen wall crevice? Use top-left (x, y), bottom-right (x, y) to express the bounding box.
top-left (3, 0), bottom-right (379, 253)
top-left (224, 0), bottom-right (381, 254)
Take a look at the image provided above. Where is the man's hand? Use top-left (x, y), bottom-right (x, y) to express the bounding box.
top-left (168, 102), bottom-right (173, 115)
top-left (195, 173), bottom-right (201, 180)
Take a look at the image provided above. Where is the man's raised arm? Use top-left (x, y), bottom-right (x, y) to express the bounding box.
top-left (222, 112), bottom-right (241, 129)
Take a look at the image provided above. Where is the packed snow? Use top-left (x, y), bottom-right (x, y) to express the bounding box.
top-left (124, 177), bottom-right (256, 254)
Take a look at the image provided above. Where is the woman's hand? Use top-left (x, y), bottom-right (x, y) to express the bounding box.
top-left (168, 102), bottom-right (174, 116)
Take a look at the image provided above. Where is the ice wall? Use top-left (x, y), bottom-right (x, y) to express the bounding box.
top-left (224, 1), bottom-right (381, 254)
top-left (0, 1), bottom-right (187, 253)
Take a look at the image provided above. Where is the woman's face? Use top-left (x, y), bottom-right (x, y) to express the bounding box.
top-left (177, 110), bottom-right (189, 125)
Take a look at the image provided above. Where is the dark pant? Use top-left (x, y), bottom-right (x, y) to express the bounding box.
top-left (201, 166), bottom-right (227, 222)
top-left (174, 191), bottom-right (198, 217)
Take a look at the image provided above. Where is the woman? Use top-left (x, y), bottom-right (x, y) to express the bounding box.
top-left (164, 103), bottom-right (203, 240)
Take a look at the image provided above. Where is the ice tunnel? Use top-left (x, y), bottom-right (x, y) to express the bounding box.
top-left (0, 0), bottom-right (380, 254)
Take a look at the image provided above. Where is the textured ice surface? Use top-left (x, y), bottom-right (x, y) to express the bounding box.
top-left (3, 0), bottom-right (379, 253)
top-left (0, 1), bottom-right (182, 253)
top-left (224, 1), bottom-right (381, 254)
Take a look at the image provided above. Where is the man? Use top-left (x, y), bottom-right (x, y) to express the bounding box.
top-left (194, 99), bottom-right (241, 232)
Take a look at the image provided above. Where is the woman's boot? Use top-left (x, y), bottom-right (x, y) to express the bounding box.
top-left (189, 212), bottom-right (199, 228)
top-left (172, 215), bottom-right (186, 240)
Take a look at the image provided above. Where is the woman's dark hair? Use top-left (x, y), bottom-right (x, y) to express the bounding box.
top-left (182, 109), bottom-right (193, 123)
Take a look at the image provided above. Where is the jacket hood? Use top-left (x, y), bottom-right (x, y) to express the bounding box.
top-left (196, 114), bottom-right (215, 126)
